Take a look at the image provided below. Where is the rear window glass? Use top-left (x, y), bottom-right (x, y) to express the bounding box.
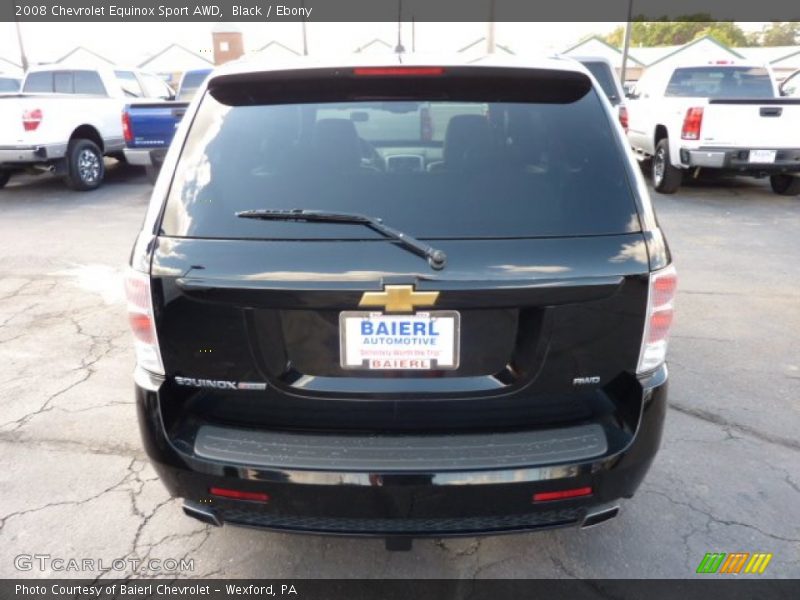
top-left (0, 77), bottom-right (20, 92)
top-left (162, 77), bottom-right (639, 240)
top-left (53, 72), bottom-right (73, 93)
top-left (23, 72), bottom-right (52, 93)
top-left (177, 70), bottom-right (211, 101)
top-left (665, 67), bottom-right (773, 98)
top-left (581, 61), bottom-right (621, 104)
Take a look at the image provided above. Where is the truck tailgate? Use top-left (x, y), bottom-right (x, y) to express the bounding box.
top-left (702, 99), bottom-right (800, 147)
top-left (126, 102), bottom-right (189, 149)
top-left (0, 95), bottom-right (42, 142)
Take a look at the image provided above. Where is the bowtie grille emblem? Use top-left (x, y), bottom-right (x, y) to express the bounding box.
top-left (358, 285), bottom-right (439, 313)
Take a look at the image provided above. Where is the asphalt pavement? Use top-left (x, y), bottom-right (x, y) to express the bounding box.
top-left (0, 163), bottom-right (798, 578)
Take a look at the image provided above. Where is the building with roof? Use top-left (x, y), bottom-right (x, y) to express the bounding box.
top-left (354, 39), bottom-right (395, 54)
top-left (138, 43), bottom-right (213, 81)
top-left (256, 41), bottom-right (302, 58)
top-left (562, 35), bottom-right (800, 82)
top-left (457, 37), bottom-right (515, 61)
top-left (55, 46), bottom-right (117, 69)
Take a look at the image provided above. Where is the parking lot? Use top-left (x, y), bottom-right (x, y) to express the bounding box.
top-left (0, 162), bottom-right (798, 579)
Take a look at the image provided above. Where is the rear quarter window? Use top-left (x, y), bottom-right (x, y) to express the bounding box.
top-left (161, 70), bottom-right (640, 241)
top-left (23, 72), bottom-right (53, 93)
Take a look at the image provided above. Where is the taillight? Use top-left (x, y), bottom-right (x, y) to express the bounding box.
top-left (681, 107), bottom-right (704, 140)
top-left (618, 105), bottom-right (629, 132)
top-left (353, 67), bottom-right (445, 77)
top-left (122, 110), bottom-right (133, 144)
top-left (124, 268), bottom-right (164, 374)
top-left (420, 106), bottom-right (434, 142)
top-left (637, 264), bottom-right (677, 374)
top-left (22, 108), bottom-right (43, 132)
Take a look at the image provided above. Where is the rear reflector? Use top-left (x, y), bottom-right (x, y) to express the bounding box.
top-left (22, 108), bottom-right (43, 132)
top-left (637, 263), bottom-right (677, 374)
top-left (124, 268), bottom-right (164, 375)
top-left (210, 487), bottom-right (270, 503)
top-left (353, 67), bottom-right (445, 77)
top-left (533, 487), bottom-right (593, 502)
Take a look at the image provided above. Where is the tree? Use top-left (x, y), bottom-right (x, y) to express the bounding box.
top-left (601, 17), bottom-right (748, 47)
top-left (761, 22), bottom-right (800, 46)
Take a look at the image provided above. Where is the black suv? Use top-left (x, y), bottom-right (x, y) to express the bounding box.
top-left (127, 57), bottom-right (676, 549)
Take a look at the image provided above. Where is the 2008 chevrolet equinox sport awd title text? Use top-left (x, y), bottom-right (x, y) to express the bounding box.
top-left (126, 54), bottom-right (676, 550)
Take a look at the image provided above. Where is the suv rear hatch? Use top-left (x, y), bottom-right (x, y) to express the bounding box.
top-left (150, 65), bottom-right (650, 434)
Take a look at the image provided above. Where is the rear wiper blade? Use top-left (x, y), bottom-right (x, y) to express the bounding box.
top-left (236, 208), bottom-right (447, 270)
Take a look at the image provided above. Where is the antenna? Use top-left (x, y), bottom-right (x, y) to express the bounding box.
top-left (395, 0), bottom-right (405, 54)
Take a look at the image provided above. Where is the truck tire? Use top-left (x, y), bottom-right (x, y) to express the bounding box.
top-left (652, 138), bottom-right (682, 194)
top-left (0, 170), bottom-right (10, 189)
top-left (64, 138), bottom-right (105, 191)
top-left (770, 174), bottom-right (800, 196)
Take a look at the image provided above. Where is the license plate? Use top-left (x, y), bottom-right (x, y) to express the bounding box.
top-left (749, 149), bottom-right (776, 163)
top-left (339, 311), bottom-right (460, 370)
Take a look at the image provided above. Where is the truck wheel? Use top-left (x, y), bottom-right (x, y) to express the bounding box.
top-left (0, 170), bottom-right (10, 189)
top-left (770, 174), bottom-right (800, 196)
top-left (65, 139), bottom-right (104, 191)
top-left (652, 138), bottom-right (682, 194)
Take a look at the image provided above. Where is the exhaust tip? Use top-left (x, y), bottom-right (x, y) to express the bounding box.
top-left (581, 505), bottom-right (619, 529)
top-left (183, 501), bottom-right (223, 527)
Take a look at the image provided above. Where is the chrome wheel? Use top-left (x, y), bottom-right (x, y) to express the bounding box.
top-left (78, 149), bottom-right (101, 184)
top-left (653, 148), bottom-right (665, 186)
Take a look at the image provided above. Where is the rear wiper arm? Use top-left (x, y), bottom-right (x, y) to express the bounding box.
top-left (235, 209), bottom-right (447, 270)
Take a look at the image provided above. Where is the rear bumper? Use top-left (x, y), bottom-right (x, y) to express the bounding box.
top-left (681, 146), bottom-right (800, 172)
top-left (135, 366), bottom-right (668, 538)
top-left (0, 143), bottom-right (67, 164)
top-left (124, 147), bottom-right (167, 167)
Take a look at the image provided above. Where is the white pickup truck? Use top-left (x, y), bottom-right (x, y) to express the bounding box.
top-left (627, 62), bottom-right (800, 195)
top-left (0, 65), bottom-right (173, 191)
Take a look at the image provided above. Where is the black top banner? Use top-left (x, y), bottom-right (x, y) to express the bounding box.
top-left (3, 0), bottom-right (800, 22)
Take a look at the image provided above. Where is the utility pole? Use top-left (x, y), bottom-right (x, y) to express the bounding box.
top-left (14, 18), bottom-right (30, 71)
top-left (394, 0), bottom-right (405, 54)
top-left (487, 0), bottom-right (496, 53)
top-left (620, 0), bottom-right (633, 87)
top-left (300, 0), bottom-right (308, 55)
top-left (411, 16), bottom-right (415, 53)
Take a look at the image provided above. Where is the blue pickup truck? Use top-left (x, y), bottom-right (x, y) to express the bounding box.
top-left (123, 68), bottom-right (211, 181)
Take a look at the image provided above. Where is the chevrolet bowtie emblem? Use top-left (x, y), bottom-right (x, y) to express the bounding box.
top-left (359, 285), bottom-right (440, 313)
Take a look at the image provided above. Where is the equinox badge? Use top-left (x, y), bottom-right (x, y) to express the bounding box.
top-left (175, 377), bottom-right (266, 391)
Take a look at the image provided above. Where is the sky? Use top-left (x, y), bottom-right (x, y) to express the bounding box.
top-left (0, 21), bottom-right (770, 68)
top-left (2, 22), bottom-right (625, 66)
